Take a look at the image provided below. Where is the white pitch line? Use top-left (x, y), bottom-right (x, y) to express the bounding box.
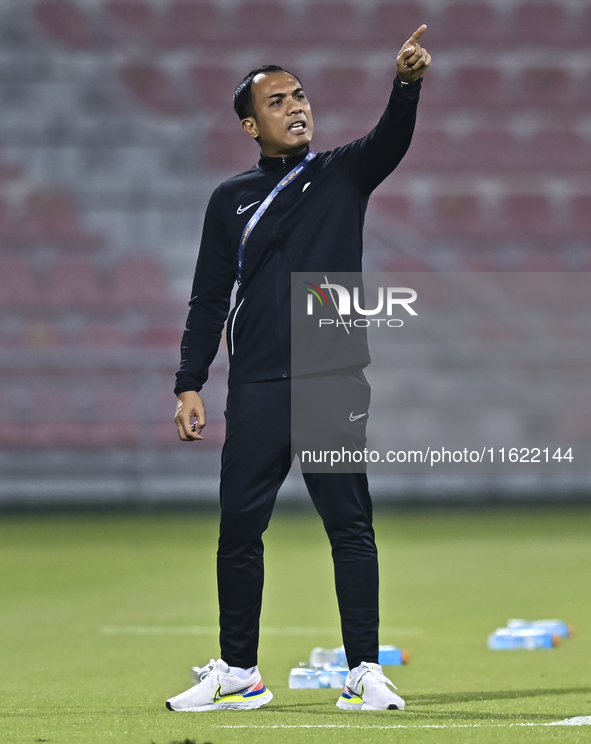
top-left (100, 626), bottom-right (420, 636)
top-left (547, 717), bottom-right (591, 726)
top-left (214, 718), bottom-right (591, 730)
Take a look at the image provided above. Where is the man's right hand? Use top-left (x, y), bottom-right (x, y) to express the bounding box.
top-left (174, 391), bottom-right (206, 441)
top-left (396, 25), bottom-right (431, 83)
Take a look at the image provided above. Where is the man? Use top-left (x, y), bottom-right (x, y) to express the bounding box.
top-left (167, 26), bottom-right (431, 713)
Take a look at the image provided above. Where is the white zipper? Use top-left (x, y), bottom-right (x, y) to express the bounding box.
top-left (230, 297), bottom-right (245, 356)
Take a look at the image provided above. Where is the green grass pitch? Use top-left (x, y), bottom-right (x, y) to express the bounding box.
top-left (1, 507), bottom-right (590, 744)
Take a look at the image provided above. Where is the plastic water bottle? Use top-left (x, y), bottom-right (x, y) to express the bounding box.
top-left (487, 627), bottom-right (560, 650)
top-left (309, 645), bottom-right (409, 668)
top-left (288, 666), bottom-right (348, 689)
top-left (378, 645), bottom-right (410, 666)
top-left (507, 619), bottom-right (572, 638)
top-left (309, 647), bottom-right (344, 667)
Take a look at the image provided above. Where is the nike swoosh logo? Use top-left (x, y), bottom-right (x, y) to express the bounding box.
top-left (213, 684), bottom-right (239, 702)
top-left (349, 412), bottom-right (368, 422)
top-left (302, 182), bottom-right (311, 192)
top-left (213, 684), bottom-right (253, 703)
top-left (237, 201), bottom-right (260, 215)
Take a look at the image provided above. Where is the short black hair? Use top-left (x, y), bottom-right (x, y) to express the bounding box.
top-left (233, 65), bottom-right (302, 120)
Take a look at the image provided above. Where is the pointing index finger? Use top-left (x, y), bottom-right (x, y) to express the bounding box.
top-left (408, 24), bottom-right (427, 44)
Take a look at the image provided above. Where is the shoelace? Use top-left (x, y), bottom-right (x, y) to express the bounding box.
top-left (356, 663), bottom-right (398, 690)
top-left (194, 659), bottom-right (219, 684)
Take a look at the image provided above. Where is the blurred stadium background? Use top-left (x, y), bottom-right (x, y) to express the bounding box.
top-left (1, 0), bottom-right (590, 507)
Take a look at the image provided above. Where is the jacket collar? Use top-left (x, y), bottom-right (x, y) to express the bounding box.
top-left (257, 146), bottom-right (310, 174)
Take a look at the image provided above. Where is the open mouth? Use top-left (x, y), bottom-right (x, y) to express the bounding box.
top-left (288, 120), bottom-right (307, 134)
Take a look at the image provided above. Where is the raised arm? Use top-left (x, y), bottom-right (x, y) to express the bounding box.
top-left (344, 25), bottom-right (432, 194)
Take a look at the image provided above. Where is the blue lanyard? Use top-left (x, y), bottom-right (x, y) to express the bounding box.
top-left (237, 150), bottom-right (317, 284)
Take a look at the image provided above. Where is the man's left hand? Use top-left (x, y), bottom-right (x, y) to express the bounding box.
top-left (396, 25), bottom-right (432, 83)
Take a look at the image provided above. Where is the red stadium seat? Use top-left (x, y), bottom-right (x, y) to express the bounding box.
top-left (0, 422), bottom-right (39, 449)
top-left (580, 4), bottom-right (591, 41)
top-left (456, 128), bottom-right (527, 172)
top-left (21, 321), bottom-right (59, 348)
top-left (559, 410), bottom-right (591, 440)
top-left (398, 128), bottom-right (455, 170)
top-left (380, 253), bottom-right (430, 272)
top-left (190, 66), bottom-right (237, 111)
top-left (304, 66), bottom-right (373, 110)
top-left (206, 128), bottom-right (260, 173)
top-left (21, 190), bottom-right (83, 242)
top-left (140, 326), bottom-right (182, 347)
top-left (512, 2), bottom-right (572, 44)
top-left (439, 3), bottom-right (504, 45)
top-left (0, 259), bottom-right (40, 308)
top-left (104, 0), bottom-right (155, 42)
top-left (371, 3), bottom-right (429, 45)
top-left (109, 256), bottom-right (170, 306)
top-left (30, 391), bottom-right (74, 419)
top-left (34, 0), bottom-right (98, 49)
top-left (2, 421), bottom-right (139, 449)
top-left (93, 390), bottom-right (137, 417)
top-left (46, 258), bottom-right (105, 308)
top-left (529, 129), bottom-right (587, 171)
top-left (0, 196), bottom-right (11, 243)
top-left (518, 67), bottom-right (573, 109)
top-left (0, 327), bottom-right (21, 348)
top-left (303, 2), bottom-right (362, 44)
top-left (507, 265), bottom-right (574, 312)
top-left (119, 63), bottom-right (184, 115)
top-left (58, 321), bottom-right (126, 347)
top-left (570, 195), bottom-right (591, 236)
top-left (157, 1), bottom-right (226, 47)
top-left (502, 194), bottom-right (556, 235)
top-left (514, 255), bottom-right (571, 272)
top-left (460, 253), bottom-right (498, 271)
top-left (450, 66), bottom-right (506, 107)
top-left (402, 273), bottom-right (449, 307)
top-left (371, 194), bottom-right (413, 223)
top-left (411, 67), bottom-right (447, 109)
top-left (430, 194), bottom-right (484, 235)
top-left (577, 69), bottom-right (591, 109)
top-left (233, 2), bottom-right (293, 44)
top-left (0, 160), bottom-right (22, 182)
top-left (471, 319), bottom-right (522, 342)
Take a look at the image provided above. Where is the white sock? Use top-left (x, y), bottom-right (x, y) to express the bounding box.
top-left (229, 665), bottom-right (255, 680)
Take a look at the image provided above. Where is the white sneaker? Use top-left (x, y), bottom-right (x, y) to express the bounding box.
top-left (166, 659), bottom-right (273, 712)
top-left (336, 662), bottom-right (405, 711)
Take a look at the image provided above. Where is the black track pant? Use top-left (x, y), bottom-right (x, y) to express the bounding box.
top-left (217, 369), bottom-right (379, 670)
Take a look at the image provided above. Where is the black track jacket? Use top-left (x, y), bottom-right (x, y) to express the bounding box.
top-left (174, 75), bottom-right (422, 395)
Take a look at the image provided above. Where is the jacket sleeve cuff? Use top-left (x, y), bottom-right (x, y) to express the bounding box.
top-left (174, 384), bottom-right (203, 396)
top-left (394, 75), bottom-right (423, 93)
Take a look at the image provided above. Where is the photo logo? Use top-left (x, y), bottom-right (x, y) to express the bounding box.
top-left (305, 282), bottom-right (417, 316)
top-left (303, 282), bottom-right (328, 312)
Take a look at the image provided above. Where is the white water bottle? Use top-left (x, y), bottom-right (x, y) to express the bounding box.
top-left (310, 644), bottom-right (409, 668)
top-left (487, 627), bottom-right (560, 650)
top-left (288, 666), bottom-right (348, 689)
top-left (507, 619), bottom-right (572, 638)
top-left (309, 647), bottom-right (344, 667)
